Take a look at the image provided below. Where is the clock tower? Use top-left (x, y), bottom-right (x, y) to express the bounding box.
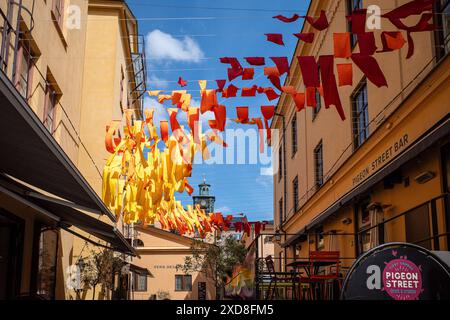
top-left (193, 178), bottom-right (215, 214)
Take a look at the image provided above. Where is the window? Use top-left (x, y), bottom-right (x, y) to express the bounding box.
top-left (347, 0), bottom-right (364, 47)
top-left (120, 67), bottom-right (125, 109)
top-left (133, 272), bottom-right (147, 292)
top-left (352, 80), bottom-right (369, 149)
top-left (278, 197), bottom-right (283, 225)
top-left (291, 113), bottom-right (297, 156)
top-left (312, 88), bottom-right (322, 119)
top-left (314, 141), bottom-right (324, 187)
top-left (175, 275), bottom-right (192, 291)
top-left (43, 75), bottom-right (60, 134)
top-left (52, 0), bottom-right (65, 29)
top-left (278, 145), bottom-right (283, 181)
top-left (435, 0), bottom-right (450, 58)
top-left (34, 227), bottom-right (58, 299)
top-left (292, 176), bottom-right (299, 213)
top-left (14, 37), bottom-right (35, 99)
top-left (356, 198), bottom-right (384, 254)
top-left (316, 226), bottom-right (325, 250)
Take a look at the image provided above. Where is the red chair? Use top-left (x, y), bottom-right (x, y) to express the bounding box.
top-left (308, 251), bottom-right (341, 300)
top-left (264, 255), bottom-right (299, 300)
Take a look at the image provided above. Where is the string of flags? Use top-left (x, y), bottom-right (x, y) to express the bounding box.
top-left (102, 0), bottom-right (438, 236)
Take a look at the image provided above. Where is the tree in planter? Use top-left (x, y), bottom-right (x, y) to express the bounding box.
top-left (177, 235), bottom-right (247, 299)
top-left (80, 248), bottom-right (125, 300)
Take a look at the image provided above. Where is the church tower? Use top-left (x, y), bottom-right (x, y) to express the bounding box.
top-left (193, 178), bottom-right (215, 214)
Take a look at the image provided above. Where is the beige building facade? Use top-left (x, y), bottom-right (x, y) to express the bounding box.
top-left (0, 0), bottom-right (144, 300)
top-left (130, 226), bottom-right (216, 300)
top-left (272, 0), bottom-right (450, 273)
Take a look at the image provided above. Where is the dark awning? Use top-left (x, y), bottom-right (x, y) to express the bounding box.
top-left (283, 115), bottom-right (450, 248)
top-left (129, 263), bottom-right (153, 277)
top-left (0, 173), bottom-right (137, 257)
top-left (0, 71), bottom-right (115, 221)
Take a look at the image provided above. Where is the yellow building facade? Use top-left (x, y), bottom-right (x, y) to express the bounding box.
top-left (130, 226), bottom-right (216, 300)
top-left (0, 0), bottom-right (143, 300)
top-left (272, 0), bottom-right (450, 273)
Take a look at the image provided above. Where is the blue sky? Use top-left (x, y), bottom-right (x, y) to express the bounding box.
top-left (126, 0), bottom-right (310, 221)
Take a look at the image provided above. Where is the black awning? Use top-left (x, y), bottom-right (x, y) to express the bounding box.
top-left (0, 71), bottom-right (114, 221)
top-left (0, 174), bottom-right (137, 257)
top-left (305, 114), bottom-right (450, 232)
top-left (129, 263), bottom-right (153, 277)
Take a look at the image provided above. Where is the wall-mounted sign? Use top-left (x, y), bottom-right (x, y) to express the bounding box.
top-left (152, 265), bottom-right (178, 269)
top-left (352, 134), bottom-right (409, 186)
top-left (341, 243), bottom-right (450, 300)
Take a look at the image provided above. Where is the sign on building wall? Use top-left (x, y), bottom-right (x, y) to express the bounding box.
top-left (341, 243), bottom-right (450, 300)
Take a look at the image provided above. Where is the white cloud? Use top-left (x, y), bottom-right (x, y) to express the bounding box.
top-left (146, 29), bottom-right (205, 63)
top-left (215, 206), bottom-right (231, 214)
top-left (148, 74), bottom-right (169, 89)
top-left (255, 175), bottom-right (273, 189)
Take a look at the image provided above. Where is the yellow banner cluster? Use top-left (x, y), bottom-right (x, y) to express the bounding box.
top-left (102, 108), bottom-right (217, 237)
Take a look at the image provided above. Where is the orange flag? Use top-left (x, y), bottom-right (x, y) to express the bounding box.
top-left (201, 89), bottom-right (218, 114)
top-left (160, 121), bottom-right (169, 142)
top-left (236, 107), bottom-right (249, 123)
top-left (333, 33), bottom-right (351, 58)
top-left (293, 92), bottom-right (305, 111)
top-left (213, 105), bottom-right (227, 132)
top-left (337, 63), bottom-right (353, 86)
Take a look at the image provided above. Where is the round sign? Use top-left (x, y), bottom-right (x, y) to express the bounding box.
top-left (341, 243), bottom-right (450, 300)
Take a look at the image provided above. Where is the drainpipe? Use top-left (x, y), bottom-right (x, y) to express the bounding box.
top-left (274, 112), bottom-right (288, 269)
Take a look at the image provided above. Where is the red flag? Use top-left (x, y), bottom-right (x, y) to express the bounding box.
top-left (270, 57), bottom-right (290, 75)
top-left (244, 57), bottom-right (265, 66)
top-left (305, 87), bottom-right (316, 108)
top-left (216, 79), bottom-right (226, 92)
top-left (222, 84), bottom-right (239, 98)
top-left (178, 77), bottom-right (187, 87)
top-left (302, 10), bottom-right (329, 31)
top-left (261, 105), bottom-right (275, 141)
top-left (228, 67), bottom-right (244, 81)
top-left (268, 75), bottom-right (282, 92)
top-left (319, 55), bottom-right (346, 121)
top-left (293, 33), bottom-right (314, 43)
top-left (220, 57), bottom-right (242, 70)
top-left (241, 86), bottom-right (257, 97)
top-left (346, 9), bottom-right (367, 34)
top-left (263, 87), bottom-right (280, 101)
top-left (357, 32), bottom-right (377, 56)
top-left (265, 33), bottom-right (284, 46)
top-left (273, 14), bottom-right (300, 23)
top-left (297, 56), bottom-right (320, 88)
top-left (351, 53), bottom-right (388, 88)
top-left (242, 68), bottom-right (254, 80)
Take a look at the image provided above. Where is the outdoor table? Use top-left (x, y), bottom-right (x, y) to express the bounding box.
top-left (286, 259), bottom-right (339, 300)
